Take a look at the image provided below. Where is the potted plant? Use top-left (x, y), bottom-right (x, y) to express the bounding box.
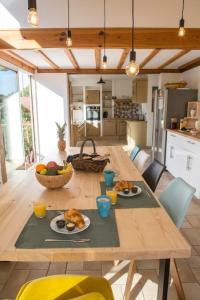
top-left (56, 122), bottom-right (66, 151)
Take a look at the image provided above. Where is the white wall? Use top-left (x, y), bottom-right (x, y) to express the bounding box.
top-left (182, 66), bottom-right (200, 99)
top-left (34, 73), bottom-right (69, 157)
top-left (158, 73), bottom-right (183, 89)
top-left (1, 0), bottom-right (200, 28)
top-left (112, 79), bottom-right (133, 99)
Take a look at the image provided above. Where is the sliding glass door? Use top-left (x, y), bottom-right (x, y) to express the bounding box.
top-left (0, 66), bottom-right (35, 177)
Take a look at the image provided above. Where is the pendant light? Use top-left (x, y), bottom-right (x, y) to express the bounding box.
top-left (178, 0), bottom-right (185, 37)
top-left (125, 0), bottom-right (139, 77)
top-left (66, 0), bottom-right (72, 47)
top-left (97, 76), bottom-right (105, 84)
top-left (27, 0), bottom-right (39, 26)
top-left (102, 0), bottom-right (107, 69)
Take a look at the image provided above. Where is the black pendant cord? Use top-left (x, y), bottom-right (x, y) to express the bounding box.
top-left (132, 0), bottom-right (134, 51)
top-left (104, 0), bottom-right (106, 56)
top-left (181, 0), bottom-right (185, 19)
top-left (68, 0), bottom-right (70, 31)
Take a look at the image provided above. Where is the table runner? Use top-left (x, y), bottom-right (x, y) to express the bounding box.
top-left (15, 210), bottom-right (120, 249)
top-left (100, 181), bottom-right (159, 209)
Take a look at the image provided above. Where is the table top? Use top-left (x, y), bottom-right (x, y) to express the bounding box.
top-left (0, 146), bottom-right (190, 262)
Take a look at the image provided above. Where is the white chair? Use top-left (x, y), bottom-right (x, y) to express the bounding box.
top-left (133, 150), bottom-right (151, 173)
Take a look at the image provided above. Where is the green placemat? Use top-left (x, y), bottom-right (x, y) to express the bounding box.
top-left (15, 210), bottom-right (120, 249)
top-left (100, 181), bottom-right (159, 209)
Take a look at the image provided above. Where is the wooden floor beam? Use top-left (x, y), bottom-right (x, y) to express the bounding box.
top-left (64, 49), bottom-right (79, 69)
top-left (117, 49), bottom-right (130, 69)
top-left (36, 50), bottom-right (59, 69)
top-left (140, 49), bottom-right (160, 68)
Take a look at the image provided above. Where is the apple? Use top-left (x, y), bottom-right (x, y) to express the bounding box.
top-left (46, 161), bottom-right (58, 169)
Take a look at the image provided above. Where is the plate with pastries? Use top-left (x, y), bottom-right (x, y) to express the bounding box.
top-left (114, 181), bottom-right (142, 197)
top-left (50, 208), bottom-right (90, 234)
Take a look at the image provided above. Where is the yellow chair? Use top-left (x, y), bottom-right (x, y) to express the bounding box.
top-left (16, 274), bottom-right (114, 300)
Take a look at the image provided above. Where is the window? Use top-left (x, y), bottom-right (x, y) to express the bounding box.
top-left (0, 66), bottom-right (35, 177)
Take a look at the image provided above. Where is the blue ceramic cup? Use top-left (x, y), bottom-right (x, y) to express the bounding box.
top-left (96, 195), bottom-right (111, 218)
top-left (103, 170), bottom-right (118, 187)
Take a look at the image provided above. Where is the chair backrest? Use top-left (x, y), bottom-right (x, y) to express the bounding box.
top-left (142, 160), bottom-right (165, 192)
top-left (133, 150), bottom-right (151, 173)
top-left (159, 177), bottom-right (196, 229)
top-left (130, 145), bottom-right (141, 161)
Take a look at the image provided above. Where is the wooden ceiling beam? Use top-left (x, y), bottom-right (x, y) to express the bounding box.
top-left (64, 49), bottom-right (79, 69)
top-left (0, 28), bottom-right (200, 50)
top-left (3, 50), bottom-right (37, 70)
top-left (37, 68), bottom-right (180, 75)
top-left (179, 56), bottom-right (200, 72)
top-left (140, 49), bottom-right (160, 68)
top-left (36, 50), bottom-right (59, 69)
top-left (158, 49), bottom-right (190, 69)
top-left (117, 49), bottom-right (130, 69)
top-left (0, 50), bottom-right (35, 73)
top-left (94, 47), bottom-right (101, 69)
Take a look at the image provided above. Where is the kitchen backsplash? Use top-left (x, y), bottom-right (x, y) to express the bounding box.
top-left (114, 100), bottom-right (142, 119)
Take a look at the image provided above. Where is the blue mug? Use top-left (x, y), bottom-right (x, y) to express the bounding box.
top-left (103, 170), bottom-right (118, 187)
top-left (96, 195), bottom-right (111, 218)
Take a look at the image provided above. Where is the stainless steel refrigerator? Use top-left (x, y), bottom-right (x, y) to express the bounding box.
top-left (152, 88), bottom-right (198, 164)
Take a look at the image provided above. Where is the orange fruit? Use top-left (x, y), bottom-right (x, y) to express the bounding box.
top-left (36, 164), bottom-right (46, 173)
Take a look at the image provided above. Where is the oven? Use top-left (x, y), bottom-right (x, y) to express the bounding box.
top-left (86, 105), bottom-right (100, 121)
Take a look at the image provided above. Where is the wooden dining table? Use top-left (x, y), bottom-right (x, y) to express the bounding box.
top-left (0, 146), bottom-right (190, 300)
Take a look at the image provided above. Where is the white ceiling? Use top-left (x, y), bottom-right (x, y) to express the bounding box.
top-left (12, 48), bottom-right (200, 70)
top-left (0, 0), bottom-right (200, 29)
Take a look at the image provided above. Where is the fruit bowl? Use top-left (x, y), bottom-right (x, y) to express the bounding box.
top-left (35, 171), bottom-right (73, 189)
top-left (35, 161), bottom-right (73, 189)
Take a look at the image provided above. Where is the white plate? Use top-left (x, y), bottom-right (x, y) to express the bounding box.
top-left (50, 214), bottom-right (90, 235)
top-left (116, 186), bottom-right (142, 197)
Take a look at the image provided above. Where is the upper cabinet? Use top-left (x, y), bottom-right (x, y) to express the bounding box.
top-left (132, 78), bottom-right (148, 103)
top-left (85, 90), bottom-right (100, 104)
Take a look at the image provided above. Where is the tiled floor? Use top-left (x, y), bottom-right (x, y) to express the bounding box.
top-left (1, 171), bottom-right (200, 300)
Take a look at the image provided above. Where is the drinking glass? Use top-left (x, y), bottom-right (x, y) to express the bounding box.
top-left (33, 202), bottom-right (46, 218)
top-left (96, 195), bottom-right (111, 218)
top-left (106, 189), bottom-right (117, 205)
top-left (103, 170), bottom-right (118, 187)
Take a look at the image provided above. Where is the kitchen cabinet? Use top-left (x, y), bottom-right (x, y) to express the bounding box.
top-left (86, 122), bottom-right (100, 137)
top-left (85, 90), bottom-right (100, 104)
top-left (127, 121), bottom-right (147, 148)
top-left (71, 122), bottom-right (85, 146)
top-left (103, 119), bottom-right (117, 136)
top-left (117, 120), bottom-right (127, 137)
top-left (132, 78), bottom-right (148, 103)
top-left (166, 131), bottom-right (200, 198)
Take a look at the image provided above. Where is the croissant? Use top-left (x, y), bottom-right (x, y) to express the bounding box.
top-left (64, 208), bottom-right (80, 221)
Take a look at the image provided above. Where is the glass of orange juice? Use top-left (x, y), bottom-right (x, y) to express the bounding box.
top-left (106, 189), bottom-right (117, 205)
top-left (33, 202), bottom-right (46, 218)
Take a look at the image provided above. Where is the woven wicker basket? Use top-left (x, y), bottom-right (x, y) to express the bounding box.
top-left (35, 171), bottom-right (73, 189)
top-left (68, 138), bottom-right (110, 172)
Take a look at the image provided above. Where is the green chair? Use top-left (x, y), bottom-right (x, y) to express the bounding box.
top-left (159, 177), bottom-right (196, 229)
top-left (124, 177), bottom-right (196, 300)
top-left (159, 177), bottom-right (196, 300)
top-left (129, 145), bottom-right (141, 161)
top-left (16, 275), bottom-right (114, 300)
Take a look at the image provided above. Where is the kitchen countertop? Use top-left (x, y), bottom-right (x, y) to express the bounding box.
top-left (167, 129), bottom-right (200, 142)
top-left (103, 118), bottom-right (146, 122)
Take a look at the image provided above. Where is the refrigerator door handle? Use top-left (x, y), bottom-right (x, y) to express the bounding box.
top-left (170, 146), bottom-right (174, 158)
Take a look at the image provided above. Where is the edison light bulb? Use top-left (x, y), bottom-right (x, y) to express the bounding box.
top-left (66, 30), bottom-right (72, 48)
top-left (102, 55), bottom-right (107, 69)
top-left (66, 37), bottom-right (72, 47)
top-left (125, 60), bottom-right (139, 77)
top-left (27, 9), bottom-right (39, 26)
top-left (178, 26), bottom-right (185, 37)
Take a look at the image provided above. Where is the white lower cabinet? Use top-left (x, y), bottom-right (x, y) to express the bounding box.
top-left (166, 131), bottom-right (200, 198)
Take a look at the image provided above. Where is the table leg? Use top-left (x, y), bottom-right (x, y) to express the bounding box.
top-left (157, 259), bottom-right (170, 300)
